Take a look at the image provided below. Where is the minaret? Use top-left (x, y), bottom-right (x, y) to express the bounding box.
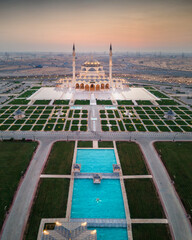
top-left (109, 43), bottom-right (112, 87)
top-left (72, 43), bottom-right (76, 87)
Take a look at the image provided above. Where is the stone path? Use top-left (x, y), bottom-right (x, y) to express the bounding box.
top-left (70, 218), bottom-right (127, 228)
top-left (131, 219), bottom-right (168, 224)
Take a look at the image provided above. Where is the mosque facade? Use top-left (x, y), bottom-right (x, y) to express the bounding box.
top-left (56, 44), bottom-right (125, 90)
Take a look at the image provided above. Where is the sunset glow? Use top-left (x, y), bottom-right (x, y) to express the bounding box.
top-left (0, 0), bottom-right (192, 52)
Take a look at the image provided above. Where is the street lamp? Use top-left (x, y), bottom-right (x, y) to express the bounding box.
top-left (173, 132), bottom-right (179, 142)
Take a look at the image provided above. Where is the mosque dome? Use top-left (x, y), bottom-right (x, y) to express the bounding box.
top-left (83, 60), bottom-right (101, 67)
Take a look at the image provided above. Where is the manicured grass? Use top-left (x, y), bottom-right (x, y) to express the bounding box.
top-left (169, 126), bottom-right (183, 132)
top-left (135, 124), bottom-right (146, 131)
top-left (124, 179), bottom-right (165, 218)
top-left (74, 100), bottom-right (90, 105)
top-left (32, 125), bottom-right (44, 131)
top-left (125, 124), bottom-right (135, 131)
top-left (54, 124), bottom-right (64, 131)
top-left (116, 142), bottom-right (148, 175)
top-left (146, 126), bottom-right (159, 132)
top-left (9, 99), bottom-right (30, 105)
top-left (0, 125), bottom-right (10, 130)
top-left (154, 142), bottom-right (192, 223)
top-left (64, 120), bottom-right (71, 131)
top-left (132, 224), bottom-right (171, 240)
top-left (33, 100), bottom-right (51, 105)
top-left (98, 141), bottom-right (113, 148)
top-left (157, 126), bottom-right (170, 132)
top-left (97, 100), bottom-right (113, 105)
top-left (44, 124), bottom-right (54, 131)
top-left (148, 90), bottom-right (169, 99)
top-left (111, 126), bottom-right (119, 131)
top-left (181, 126), bottom-right (192, 132)
top-left (100, 114), bottom-right (107, 118)
top-left (156, 99), bottom-right (179, 105)
top-left (0, 141), bottom-right (37, 229)
top-left (71, 125), bottom-right (78, 131)
top-left (136, 100), bottom-right (152, 105)
top-left (102, 125), bottom-right (109, 131)
top-left (44, 141), bottom-right (75, 174)
top-left (20, 125), bottom-right (33, 131)
top-left (9, 125), bottom-right (21, 131)
top-left (77, 141), bottom-right (93, 148)
top-left (24, 178), bottom-right (70, 240)
top-left (18, 90), bottom-right (37, 98)
top-left (80, 125), bottom-right (87, 131)
top-left (53, 100), bottom-right (70, 105)
top-left (117, 100), bottom-right (134, 105)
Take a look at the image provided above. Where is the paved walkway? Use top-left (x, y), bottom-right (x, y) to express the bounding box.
top-left (131, 219), bottom-right (168, 224)
top-left (138, 139), bottom-right (192, 240)
top-left (40, 174), bottom-right (71, 178)
top-left (1, 139), bottom-right (54, 240)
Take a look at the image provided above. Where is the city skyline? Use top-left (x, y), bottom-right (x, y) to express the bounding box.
top-left (0, 0), bottom-right (192, 52)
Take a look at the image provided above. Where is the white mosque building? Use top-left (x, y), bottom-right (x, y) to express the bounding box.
top-left (56, 44), bottom-right (124, 91)
top-left (29, 45), bottom-right (159, 102)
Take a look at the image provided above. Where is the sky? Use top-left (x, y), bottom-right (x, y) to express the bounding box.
top-left (0, 0), bottom-right (192, 52)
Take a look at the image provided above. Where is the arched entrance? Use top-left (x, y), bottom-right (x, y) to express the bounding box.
top-left (80, 83), bottom-right (84, 89)
top-left (90, 84), bottom-right (95, 91)
top-left (85, 84), bottom-right (89, 91)
top-left (101, 83), bottom-right (104, 89)
top-left (76, 83), bottom-right (79, 89)
top-left (106, 83), bottom-right (109, 89)
top-left (96, 84), bottom-right (100, 91)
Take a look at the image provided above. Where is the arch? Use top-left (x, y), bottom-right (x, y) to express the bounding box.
top-left (85, 84), bottom-right (89, 91)
top-left (90, 84), bottom-right (95, 91)
top-left (96, 84), bottom-right (100, 91)
top-left (80, 83), bottom-right (84, 89)
top-left (89, 67), bottom-right (96, 71)
top-left (82, 68), bottom-right (86, 71)
top-left (105, 83), bottom-right (110, 89)
top-left (101, 83), bottom-right (104, 89)
top-left (76, 83), bottom-right (79, 89)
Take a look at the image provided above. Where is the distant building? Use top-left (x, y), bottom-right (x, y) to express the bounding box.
top-left (164, 110), bottom-right (176, 120)
top-left (14, 109), bottom-right (25, 120)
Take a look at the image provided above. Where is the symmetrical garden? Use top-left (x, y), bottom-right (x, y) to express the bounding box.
top-left (0, 86), bottom-right (192, 133)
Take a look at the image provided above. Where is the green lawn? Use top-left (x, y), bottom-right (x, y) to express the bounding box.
top-left (154, 142), bottom-right (192, 223)
top-left (77, 141), bottom-right (93, 148)
top-left (116, 142), bottom-right (148, 175)
top-left (132, 224), bottom-right (171, 240)
top-left (124, 179), bottom-right (165, 218)
top-left (0, 141), bottom-right (37, 229)
top-left (98, 141), bottom-right (114, 148)
top-left (24, 178), bottom-right (70, 240)
top-left (43, 141), bottom-right (75, 174)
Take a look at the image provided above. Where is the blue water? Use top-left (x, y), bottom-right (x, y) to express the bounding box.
top-left (88, 228), bottom-right (128, 240)
top-left (71, 179), bottom-right (126, 219)
top-left (76, 149), bottom-right (116, 173)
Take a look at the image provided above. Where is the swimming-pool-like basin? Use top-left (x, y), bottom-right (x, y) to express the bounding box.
top-left (76, 149), bottom-right (116, 173)
top-left (88, 227), bottom-right (128, 240)
top-left (71, 179), bottom-right (126, 219)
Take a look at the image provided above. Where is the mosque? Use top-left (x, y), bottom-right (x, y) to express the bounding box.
top-left (56, 44), bottom-right (124, 91)
top-left (30, 45), bottom-right (159, 102)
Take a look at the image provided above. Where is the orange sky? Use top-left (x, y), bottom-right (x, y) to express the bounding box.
top-left (0, 0), bottom-right (192, 52)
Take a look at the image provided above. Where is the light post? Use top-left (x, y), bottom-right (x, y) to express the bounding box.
top-left (173, 132), bottom-right (179, 142)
